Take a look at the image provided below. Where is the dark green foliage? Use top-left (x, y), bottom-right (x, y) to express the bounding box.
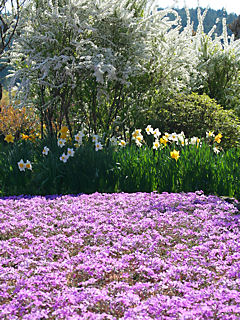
top-left (150, 92), bottom-right (240, 149)
top-left (32, 137), bottom-right (67, 195)
top-left (63, 143), bottom-right (117, 194)
top-left (0, 140), bottom-right (35, 195)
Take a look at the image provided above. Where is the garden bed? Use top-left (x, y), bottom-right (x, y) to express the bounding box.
top-left (0, 191), bottom-right (240, 319)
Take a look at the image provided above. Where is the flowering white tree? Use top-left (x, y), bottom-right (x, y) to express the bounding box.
top-left (9, 0), bottom-right (240, 136)
top-left (9, 0), bottom-right (199, 135)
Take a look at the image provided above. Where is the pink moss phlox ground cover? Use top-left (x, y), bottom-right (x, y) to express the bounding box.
top-left (0, 191), bottom-right (240, 319)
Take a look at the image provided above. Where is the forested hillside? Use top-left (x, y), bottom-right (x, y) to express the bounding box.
top-left (158, 7), bottom-right (238, 37)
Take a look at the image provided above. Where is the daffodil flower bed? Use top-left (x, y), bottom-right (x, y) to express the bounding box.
top-left (0, 126), bottom-right (239, 198)
top-left (3, 125), bottom-right (223, 170)
top-left (0, 191), bottom-right (240, 319)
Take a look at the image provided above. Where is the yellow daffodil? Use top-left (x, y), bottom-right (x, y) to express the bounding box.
top-left (4, 134), bottom-right (14, 143)
top-left (28, 134), bottom-right (36, 142)
top-left (21, 134), bottom-right (29, 141)
top-left (170, 149), bottom-right (180, 161)
top-left (59, 126), bottom-right (69, 134)
top-left (214, 133), bottom-right (222, 144)
top-left (196, 138), bottom-right (201, 148)
top-left (160, 137), bottom-right (168, 146)
top-left (60, 133), bottom-right (68, 139)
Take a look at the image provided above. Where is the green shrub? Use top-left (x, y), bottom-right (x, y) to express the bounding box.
top-left (151, 92), bottom-right (240, 149)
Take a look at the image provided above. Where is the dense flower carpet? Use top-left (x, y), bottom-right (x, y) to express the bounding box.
top-left (0, 191), bottom-right (240, 319)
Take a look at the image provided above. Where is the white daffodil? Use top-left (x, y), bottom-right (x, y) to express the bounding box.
top-left (135, 140), bottom-right (142, 147)
top-left (190, 137), bottom-right (198, 145)
top-left (18, 159), bottom-right (26, 171)
top-left (177, 132), bottom-right (185, 144)
top-left (74, 133), bottom-right (83, 144)
top-left (119, 140), bottom-right (126, 147)
top-left (145, 125), bottom-right (153, 135)
top-left (190, 137), bottom-right (201, 148)
top-left (213, 147), bottom-right (220, 154)
top-left (110, 136), bottom-right (118, 146)
top-left (74, 135), bottom-right (82, 143)
top-left (135, 134), bottom-right (143, 143)
top-left (67, 148), bottom-right (75, 157)
top-left (206, 131), bottom-right (215, 138)
top-left (42, 146), bottom-right (49, 155)
top-left (60, 153), bottom-right (68, 163)
top-left (177, 135), bottom-right (185, 146)
top-left (169, 132), bottom-right (178, 142)
top-left (179, 131), bottom-right (185, 138)
top-left (175, 132), bottom-right (185, 145)
top-left (78, 130), bottom-right (85, 138)
top-left (74, 143), bottom-right (81, 149)
top-left (95, 141), bottom-right (103, 151)
top-left (152, 128), bottom-right (161, 139)
top-left (132, 129), bottom-right (142, 140)
top-left (25, 160), bottom-right (32, 171)
top-left (57, 138), bottom-right (66, 148)
top-left (92, 134), bottom-right (99, 143)
top-left (153, 140), bottom-right (160, 150)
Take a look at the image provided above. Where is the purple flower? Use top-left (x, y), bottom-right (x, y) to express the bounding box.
top-left (0, 191), bottom-right (239, 319)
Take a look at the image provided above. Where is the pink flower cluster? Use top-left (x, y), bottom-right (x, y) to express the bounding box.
top-left (0, 191), bottom-right (240, 319)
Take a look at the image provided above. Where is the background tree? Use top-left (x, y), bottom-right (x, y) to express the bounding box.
top-left (0, 0), bottom-right (24, 101)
